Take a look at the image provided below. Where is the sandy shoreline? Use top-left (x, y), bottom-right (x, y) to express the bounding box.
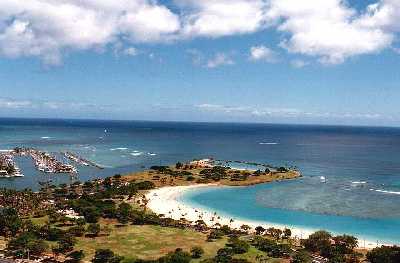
top-left (146, 184), bottom-right (386, 249)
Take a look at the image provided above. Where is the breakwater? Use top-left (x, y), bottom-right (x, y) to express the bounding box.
top-left (64, 151), bottom-right (104, 169)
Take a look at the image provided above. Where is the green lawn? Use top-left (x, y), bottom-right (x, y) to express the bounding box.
top-left (234, 246), bottom-right (283, 263)
top-left (77, 223), bottom-right (227, 261)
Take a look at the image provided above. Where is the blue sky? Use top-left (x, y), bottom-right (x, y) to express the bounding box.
top-left (0, 0), bottom-right (400, 126)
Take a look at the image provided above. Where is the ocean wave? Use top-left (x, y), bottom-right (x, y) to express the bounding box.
top-left (352, 181), bottom-right (367, 185)
top-left (110, 147), bottom-right (128, 151)
top-left (147, 152), bottom-right (157, 156)
top-left (370, 189), bottom-right (400, 195)
top-left (259, 142), bottom-right (279, 145)
top-left (130, 152), bottom-right (143, 156)
top-left (41, 136), bottom-right (51, 139)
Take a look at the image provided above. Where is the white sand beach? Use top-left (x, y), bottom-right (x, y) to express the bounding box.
top-left (146, 184), bottom-right (384, 249)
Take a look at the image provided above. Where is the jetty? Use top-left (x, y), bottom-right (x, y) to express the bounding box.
top-left (64, 151), bottom-right (104, 169)
top-left (14, 147), bottom-right (77, 174)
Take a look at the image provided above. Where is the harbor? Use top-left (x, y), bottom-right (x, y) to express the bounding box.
top-left (13, 147), bottom-right (77, 174)
top-left (0, 147), bottom-right (107, 180)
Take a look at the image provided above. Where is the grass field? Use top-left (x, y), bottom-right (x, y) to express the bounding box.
top-left (76, 221), bottom-right (227, 261)
top-left (74, 219), bottom-right (285, 262)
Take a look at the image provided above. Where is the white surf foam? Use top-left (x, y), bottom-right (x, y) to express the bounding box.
top-left (259, 142), bottom-right (279, 145)
top-left (130, 152), bottom-right (143, 156)
top-left (110, 147), bottom-right (128, 151)
top-left (370, 189), bottom-right (400, 195)
top-left (147, 152), bottom-right (157, 156)
top-left (352, 181), bottom-right (367, 185)
top-left (41, 136), bottom-right (51, 139)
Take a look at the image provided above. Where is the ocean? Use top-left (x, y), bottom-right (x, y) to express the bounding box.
top-left (1, 118), bottom-right (400, 244)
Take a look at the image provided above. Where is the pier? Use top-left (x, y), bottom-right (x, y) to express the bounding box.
top-left (64, 151), bottom-right (104, 169)
top-left (14, 147), bottom-right (77, 174)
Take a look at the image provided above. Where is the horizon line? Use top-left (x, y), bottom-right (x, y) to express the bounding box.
top-left (0, 116), bottom-right (399, 130)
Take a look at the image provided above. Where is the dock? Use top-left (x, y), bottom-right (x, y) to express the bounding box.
top-left (64, 152), bottom-right (104, 169)
top-left (14, 147), bottom-right (77, 174)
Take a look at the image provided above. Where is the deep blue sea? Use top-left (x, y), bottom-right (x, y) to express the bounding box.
top-left (1, 118), bottom-right (400, 244)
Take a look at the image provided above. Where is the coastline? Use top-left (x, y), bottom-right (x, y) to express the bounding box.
top-left (146, 184), bottom-right (386, 249)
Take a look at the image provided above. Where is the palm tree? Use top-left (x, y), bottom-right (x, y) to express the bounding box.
top-left (240, 224), bottom-right (251, 234)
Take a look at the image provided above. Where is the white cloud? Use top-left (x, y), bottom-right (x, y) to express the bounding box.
top-left (0, 98), bottom-right (34, 109)
top-left (0, 97), bottom-right (114, 111)
top-left (0, 0), bottom-right (180, 64)
top-left (0, 0), bottom-right (400, 64)
top-left (206, 53), bottom-right (234, 68)
top-left (177, 0), bottom-right (269, 38)
top-left (196, 103), bottom-right (387, 120)
top-left (266, 0), bottom-right (396, 64)
top-left (249, 45), bottom-right (278, 62)
top-left (290, 59), bottom-right (309, 68)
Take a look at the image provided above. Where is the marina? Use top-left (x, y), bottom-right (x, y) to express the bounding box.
top-left (13, 147), bottom-right (77, 174)
top-left (0, 147), bottom-right (107, 180)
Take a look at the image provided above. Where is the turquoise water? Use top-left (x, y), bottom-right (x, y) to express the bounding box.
top-left (0, 118), bottom-right (400, 244)
top-left (180, 182), bottom-right (400, 245)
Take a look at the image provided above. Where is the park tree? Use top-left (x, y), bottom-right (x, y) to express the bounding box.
top-left (161, 248), bottom-right (191, 263)
top-left (83, 207), bottom-right (100, 223)
top-left (214, 248), bottom-right (234, 263)
top-left (366, 246), bottom-right (400, 263)
top-left (92, 249), bottom-right (123, 263)
top-left (333, 234), bottom-right (358, 254)
top-left (190, 246), bottom-right (204, 258)
top-left (240, 224), bottom-right (251, 233)
top-left (292, 250), bottom-right (312, 263)
top-left (54, 235), bottom-right (76, 254)
top-left (117, 202), bottom-right (132, 225)
top-left (7, 232), bottom-right (48, 256)
top-left (87, 223), bottom-right (101, 237)
top-left (303, 230), bottom-right (332, 254)
top-left (175, 162), bottom-right (183, 169)
top-left (67, 250), bottom-right (85, 263)
top-left (255, 226), bottom-right (265, 235)
top-left (68, 225), bottom-right (85, 237)
top-left (227, 237), bottom-right (250, 254)
top-left (283, 228), bottom-right (292, 239)
top-left (0, 207), bottom-right (22, 237)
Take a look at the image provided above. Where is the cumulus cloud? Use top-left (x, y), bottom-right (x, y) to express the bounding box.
top-left (266, 0), bottom-right (396, 64)
top-left (0, 0), bottom-right (180, 64)
top-left (0, 0), bottom-right (399, 64)
top-left (177, 0), bottom-right (269, 38)
top-left (249, 45), bottom-right (278, 62)
top-left (206, 53), bottom-right (235, 68)
top-left (195, 103), bottom-right (386, 120)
